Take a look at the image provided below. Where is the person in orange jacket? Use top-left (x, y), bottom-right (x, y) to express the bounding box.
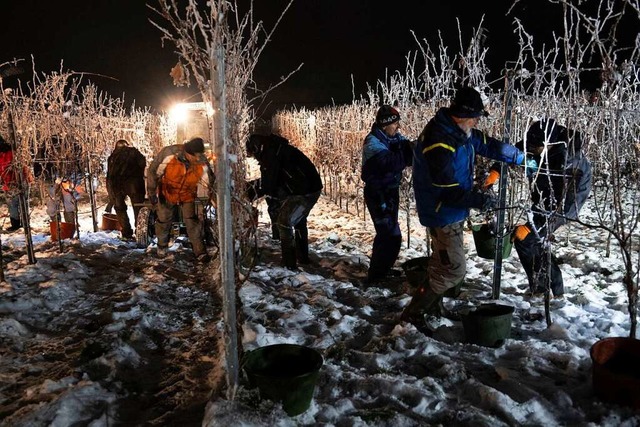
top-left (147, 137), bottom-right (215, 261)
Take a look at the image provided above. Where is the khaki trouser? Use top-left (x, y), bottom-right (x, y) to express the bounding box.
top-left (427, 221), bottom-right (466, 295)
top-left (154, 201), bottom-right (205, 257)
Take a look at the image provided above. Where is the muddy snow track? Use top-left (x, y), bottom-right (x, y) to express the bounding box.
top-left (0, 239), bottom-right (223, 426)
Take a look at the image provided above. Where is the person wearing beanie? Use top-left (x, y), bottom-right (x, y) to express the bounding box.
top-left (361, 104), bottom-right (414, 286)
top-left (402, 87), bottom-right (533, 331)
top-left (246, 133), bottom-right (322, 270)
top-left (106, 139), bottom-right (146, 239)
top-left (147, 137), bottom-right (215, 261)
top-left (485, 119), bottom-right (592, 297)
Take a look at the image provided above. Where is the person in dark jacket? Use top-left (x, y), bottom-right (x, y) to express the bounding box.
top-left (106, 139), bottom-right (147, 239)
top-left (402, 87), bottom-right (535, 326)
top-left (485, 119), bottom-right (592, 297)
top-left (246, 134), bottom-right (322, 270)
top-left (361, 105), bottom-right (414, 284)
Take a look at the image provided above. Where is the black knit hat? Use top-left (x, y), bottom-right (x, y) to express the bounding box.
top-left (376, 105), bottom-right (401, 127)
top-left (450, 87), bottom-right (489, 118)
top-left (184, 137), bottom-right (205, 154)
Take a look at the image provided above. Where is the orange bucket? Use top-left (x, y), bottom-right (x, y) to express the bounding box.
top-left (50, 221), bottom-right (76, 241)
top-left (101, 213), bottom-right (122, 231)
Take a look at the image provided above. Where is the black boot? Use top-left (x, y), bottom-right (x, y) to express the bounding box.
top-left (6, 217), bottom-right (22, 232)
top-left (282, 244), bottom-right (297, 270)
top-left (280, 226), bottom-right (297, 270)
top-left (271, 224), bottom-right (280, 240)
top-left (295, 225), bottom-right (309, 264)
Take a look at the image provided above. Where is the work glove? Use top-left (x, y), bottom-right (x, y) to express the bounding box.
top-left (524, 158), bottom-right (538, 177)
top-left (149, 195), bottom-right (158, 206)
top-left (483, 169), bottom-right (500, 189)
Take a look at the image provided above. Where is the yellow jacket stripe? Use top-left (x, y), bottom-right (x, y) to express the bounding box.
top-left (423, 142), bottom-right (455, 154)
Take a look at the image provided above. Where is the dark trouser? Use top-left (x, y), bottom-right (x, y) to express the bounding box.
top-left (273, 191), bottom-right (320, 269)
top-left (107, 179), bottom-right (146, 238)
top-left (266, 197), bottom-right (281, 239)
top-left (364, 186), bottom-right (401, 282)
top-left (515, 231), bottom-right (564, 296)
top-left (515, 168), bottom-right (591, 297)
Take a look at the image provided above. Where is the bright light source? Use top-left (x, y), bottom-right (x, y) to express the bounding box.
top-left (169, 103), bottom-right (189, 124)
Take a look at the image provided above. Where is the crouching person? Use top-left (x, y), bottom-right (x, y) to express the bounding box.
top-left (147, 137), bottom-right (214, 261)
top-left (246, 134), bottom-right (322, 270)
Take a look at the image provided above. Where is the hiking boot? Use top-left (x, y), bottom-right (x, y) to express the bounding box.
top-left (156, 246), bottom-right (168, 259)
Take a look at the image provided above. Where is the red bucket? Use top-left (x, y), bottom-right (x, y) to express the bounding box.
top-left (101, 213), bottom-right (122, 231)
top-left (50, 221), bottom-right (76, 241)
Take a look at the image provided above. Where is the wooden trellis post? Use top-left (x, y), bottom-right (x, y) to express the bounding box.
top-left (210, 47), bottom-right (239, 400)
top-left (492, 70), bottom-right (515, 300)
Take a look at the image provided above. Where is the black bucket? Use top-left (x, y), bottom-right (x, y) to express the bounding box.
top-left (462, 303), bottom-right (514, 347)
top-left (244, 344), bottom-right (323, 416)
top-left (401, 256), bottom-right (461, 298)
top-left (471, 223), bottom-right (513, 259)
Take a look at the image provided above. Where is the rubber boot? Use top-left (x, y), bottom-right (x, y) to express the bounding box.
top-left (280, 225), bottom-right (297, 270)
top-left (401, 285), bottom-right (443, 323)
top-left (295, 226), bottom-right (309, 264)
top-left (6, 217), bottom-right (22, 232)
top-left (282, 244), bottom-right (297, 270)
top-left (271, 224), bottom-right (280, 240)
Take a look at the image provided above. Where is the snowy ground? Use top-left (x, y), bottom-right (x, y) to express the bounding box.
top-left (1, 189), bottom-right (639, 426)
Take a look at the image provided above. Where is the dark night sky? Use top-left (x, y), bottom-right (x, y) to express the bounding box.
top-left (0, 0), bottom-right (612, 116)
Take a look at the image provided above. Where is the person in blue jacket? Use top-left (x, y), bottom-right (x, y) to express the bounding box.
top-left (401, 87), bottom-right (536, 326)
top-left (361, 105), bottom-right (414, 285)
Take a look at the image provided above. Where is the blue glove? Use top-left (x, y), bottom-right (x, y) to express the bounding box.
top-left (149, 195), bottom-right (158, 205)
top-left (524, 158), bottom-right (538, 177)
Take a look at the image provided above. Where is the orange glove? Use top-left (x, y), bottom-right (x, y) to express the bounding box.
top-left (483, 170), bottom-right (500, 189)
top-left (513, 224), bottom-right (531, 242)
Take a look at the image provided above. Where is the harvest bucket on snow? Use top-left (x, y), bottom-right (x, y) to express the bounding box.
top-left (50, 221), bottom-right (76, 241)
top-left (471, 223), bottom-right (513, 259)
top-left (590, 337), bottom-right (640, 408)
top-left (461, 303), bottom-right (514, 348)
top-left (101, 213), bottom-right (122, 231)
top-left (243, 343), bottom-right (323, 416)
